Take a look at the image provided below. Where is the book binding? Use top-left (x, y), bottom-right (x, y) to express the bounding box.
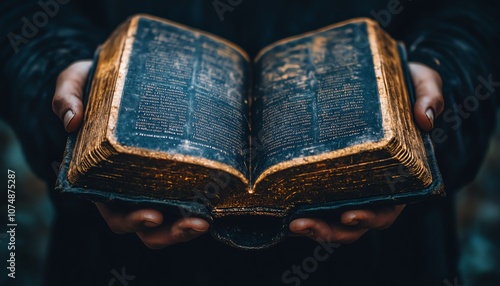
top-left (56, 43), bottom-right (444, 250)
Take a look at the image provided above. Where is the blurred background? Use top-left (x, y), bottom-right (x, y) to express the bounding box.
top-left (0, 120), bottom-right (55, 286)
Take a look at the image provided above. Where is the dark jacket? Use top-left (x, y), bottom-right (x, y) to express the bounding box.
top-left (0, 0), bottom-right (499, 285)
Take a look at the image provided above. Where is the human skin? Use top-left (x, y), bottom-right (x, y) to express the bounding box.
top-left (52, 60), bottom-right (444, 248)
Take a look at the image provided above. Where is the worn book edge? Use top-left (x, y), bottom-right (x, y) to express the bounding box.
top-left (251, 18), bottom-right (431, 191)
top-left (68, 15), bottom-right (250, 188)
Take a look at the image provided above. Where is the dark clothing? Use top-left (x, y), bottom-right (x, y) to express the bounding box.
top-left (0, 0), bottom-right (499, 285)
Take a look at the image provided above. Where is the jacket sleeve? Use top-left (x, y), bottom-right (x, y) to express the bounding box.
top-left (406, 0), bottom-right (500, 191)
top-left (0, 0), bottom-right (104, 182)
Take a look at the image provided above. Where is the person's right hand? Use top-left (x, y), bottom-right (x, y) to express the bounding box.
top-left (52, 60), bottom-right (210, 249)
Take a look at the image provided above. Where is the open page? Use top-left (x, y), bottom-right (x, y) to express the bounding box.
top-left (113, 17), bottom-right (251, 178)
top-left (251, 19), bottom-right (384, 185)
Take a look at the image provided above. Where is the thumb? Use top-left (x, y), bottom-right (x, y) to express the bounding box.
top-left (408, 62), bottom-right (444, 132)
top-left (52, 60), bottom-right (93, 133)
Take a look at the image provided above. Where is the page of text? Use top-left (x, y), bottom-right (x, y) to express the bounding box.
top-left (252, 21), bottom-right (384, 180)
top-left (115, 18), bottom-right (250, 176)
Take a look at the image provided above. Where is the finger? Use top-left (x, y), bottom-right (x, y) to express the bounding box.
top-left (137, 218), bottom-right (209, 249)
top-left (340, 205), bottom-right (405, 230)
top-left (52, 60), bottom-right (93, 132)
top-left (289, 218), bottom-right (368, 244)
top-left (95, 202), bottom-right (163, 234)
top-left (408, 62), bottom-right (444, 132)
top-left (289, 218), bottom-right (315, 235)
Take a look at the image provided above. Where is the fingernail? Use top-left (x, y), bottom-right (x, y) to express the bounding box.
top-left (425, 109), bottom-right (434, 130)
top-left (344, 219), bottom-right (360, 226)
top-left (142, 220), bottom-right (161, 228)
top-left (343, 212), bottom-right (361, 225)
top-left (188, 218), bottom-right (209, 234)
top-left (63, 110), bottom-right (75, 130)
top-left (188, 228), bottom-right (206, 235)
top-left (291, 229), bottom-right (313, 236)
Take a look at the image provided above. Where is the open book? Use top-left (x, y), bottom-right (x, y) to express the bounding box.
top-left (57, 14), bottom-right (443, 249)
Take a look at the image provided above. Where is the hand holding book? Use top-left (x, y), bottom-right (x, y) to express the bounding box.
top-left (289, 62), bottom-right (443, 242)
top-left (53, 56), bottom-right (443, 247)
top-left (54, 60), bottom-right (210, 247)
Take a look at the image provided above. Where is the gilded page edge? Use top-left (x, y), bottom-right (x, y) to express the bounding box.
top-left (67, 19), bottom-right (133, 183)
top-left (105, 16), bottom-right (249, 187)
top-left (251, 20), bottom-right (396, 190)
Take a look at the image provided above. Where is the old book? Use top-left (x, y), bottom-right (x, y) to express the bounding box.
top-left (57, 14), bottom-right (444, 249)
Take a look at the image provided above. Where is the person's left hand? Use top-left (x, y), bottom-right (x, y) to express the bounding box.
top-left (289, 62), bottom-right (444, 243)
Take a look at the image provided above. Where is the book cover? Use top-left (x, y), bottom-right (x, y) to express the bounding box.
top-left (56, 15), bottom-right (444, 249)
